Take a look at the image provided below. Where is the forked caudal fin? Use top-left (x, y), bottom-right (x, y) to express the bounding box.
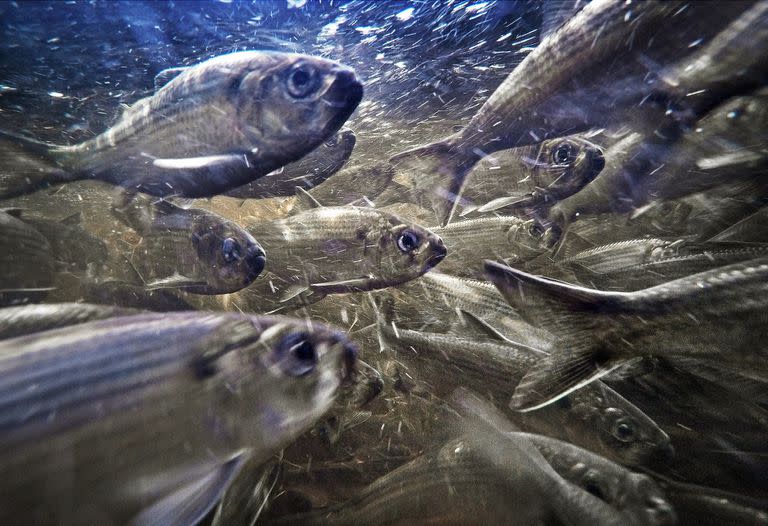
top-left (0, 130), bottom-right (76, 198)
top-left (389, 136), bottom-right (477, 227)
top-left (483, 260), bottom-right (632, 411)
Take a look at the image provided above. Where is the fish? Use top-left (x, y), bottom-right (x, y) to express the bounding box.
top-left (0, 302), bottom-right (137, 340)
top-left (0, 209), bottom-right (55, 306)
top-left (450, 390), bottom-right (676, 525)
top-left (306, 163), bottom-right (395, 208)
top-left (388, 0), bottom-right (753, 224)
top-left (550, 89), bottom-right (768, 229)
top-left (0, 311), bottom-right (356, 525)
top-left (484, 257), bottom-right (768, 411)
top-left (460, 136), bottom-right (605, 216)
top-left (116, 195), bottom-right (266, 294)
top-left (521, 433), bottom-right (676, 525)
top-left (660, 481), bottom-right (768, 526)
top-left (552, 238), bottom-right (768, 290)
top-left (431, 215), bottom-right (546, 278)
top-left (4, 209), bottom-right (109, 272)
top-left (270, 434), bottom-right (627, 525)
top-left (78, 278), bottom-right (197, 311)
top-left (223, 128), bottom-right (356, 198)
top-left (207, 204), bottom-right (446, 312)
top-left (377, 324), bottom-right (672, 468)
top-left (0, 51), bottom-right (363, 199)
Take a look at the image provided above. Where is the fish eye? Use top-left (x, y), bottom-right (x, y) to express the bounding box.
top-left (396, 229), bottom-right (421, 253)
top-left (286, 63), bottom-right (320, 99)
top-left (221, 237), bottom-right (242, 263)
top-left (552, 142), bottom-right (575, 165)
top-left (612, 417), bottom-right (636, 443)
top-left (277, 332), bottom-right (318, 377)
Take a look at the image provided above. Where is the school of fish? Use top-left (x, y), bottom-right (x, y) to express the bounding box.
top-left (0, 0), bottom-right (766, 524)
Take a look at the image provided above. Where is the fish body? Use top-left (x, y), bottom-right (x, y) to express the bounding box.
top-left (485, 258), bottom-right (768, 411)
top-left (460, 136), bottom-right (605, 216)
top-left (118, 196), bottom-right (266, 294)
top-left (18, 212), bottom-right (108, 271)
top-left (555, 238), bottom-right (768, 290)
top-left (378, 325), bottom-right (671, 467)
top-left (390, 0), bottom-right (752, 223)
top-left (0, 210), bottom-right (54, 306)
top-left (0, 302), bottom-right (137, 340)
top-left (218, 206), bottom-right (446, 312)
top-left (224, 128), bottom-right (356, 199)
top-left (431, 216), bottom-right (542, 278)
top-left (0, 312), bottom-right (355, 525)
top-left (0, 51), bottom-right (363, 198)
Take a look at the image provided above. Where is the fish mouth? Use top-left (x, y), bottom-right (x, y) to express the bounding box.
top-left (245, 244), bottom-right (267, 283)
top-left (586, 147), bottom-right (606, 182)
top-left (321, 68), bottom-right (364, 133)
top-left (424, 236), bottom-right (448, 270)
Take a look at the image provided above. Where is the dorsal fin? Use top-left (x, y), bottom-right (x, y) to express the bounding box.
top-left (61, 211), bottom-right (82, 225)
top-left (294, 186), bottom-right (322, 210)
top-left (154, 66), bottom-right (189, 91)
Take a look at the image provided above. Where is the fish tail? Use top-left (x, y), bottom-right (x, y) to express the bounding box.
top-left (0, 130), bottom-right (80, 198)
top-left (389, 135), bottom-right (477, 226)
top-left (483, 260), bottom-right (632, 411)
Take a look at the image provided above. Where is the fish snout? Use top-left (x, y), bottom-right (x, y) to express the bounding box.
top-left (425, 235), bottom-right (448, 270)
top-left (586, 146), bottom-right (606, 181)
top-left (324, 67), bottom-right (364, 111)
top-left (245, 243), bottom-right (267, 280)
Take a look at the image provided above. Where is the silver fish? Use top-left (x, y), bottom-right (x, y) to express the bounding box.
top-left (0, 311), bottom-right (355, 525)
top-left (388, 0), bottom-right (751, 224)
top-left (0, 302), bottom-right (137, 340)
top-left (200, 205), bottom-right (446, 313)
top-left (116, 195), bottom-right (266, 294)
top-left (378, 324), bottom-right (672, 468)
top-left (224, 128), bottom-right (357, 199)
top-left (0, 51), bottom-right (363, 198)
top-left (485, 257), bottom-right (768, 411)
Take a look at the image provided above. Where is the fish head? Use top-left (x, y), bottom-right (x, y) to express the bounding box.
top-left (535, 137), bottom-right (605, 199)
top-left (569, 387), bottom-right (673, 467)
top-left (362, 211), bottom-right (447, 287)
top-left (236, 53), bottom-right (363, 163)
top-left (191, 215), bottom-right (266, 294)
top-left (222, 317), bottom-right (356, 449)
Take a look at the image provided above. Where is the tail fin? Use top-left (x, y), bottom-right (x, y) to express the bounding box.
top-left (389, 138), bottom-right (477, 226)
top-left (483, 261), bottom-right (632, 411)
top-left (0, 130), bottom-right (75, 198)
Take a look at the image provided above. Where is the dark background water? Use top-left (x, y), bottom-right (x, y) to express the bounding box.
top-left (1, 0), bottom-right (542, 147)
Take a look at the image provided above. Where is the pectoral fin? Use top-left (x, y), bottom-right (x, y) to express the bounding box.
top-left (310, 277), bottom-right (373, 293)
top-left (144, 274), bottom-right (208, 291)
top-left (130, 451), bottom-right (249, 526)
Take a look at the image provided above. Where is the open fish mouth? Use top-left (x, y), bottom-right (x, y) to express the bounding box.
top-left (321, 68), bottom-right (364, 124)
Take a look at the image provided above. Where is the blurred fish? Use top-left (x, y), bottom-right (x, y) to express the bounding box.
top-left (79, 278), bottom-right (196, 311)
top-left (224, 128), bottom-right (356, 198)
top-left (551, 89), bottom-right (768, 227)
top-left (0, 302), bottom-right (137, 340)
top-left (0, 209), bottom-right (54, 306)
top-left (117, 195), bottom-right (266, 294)
top-left (0, 312), bottom-right (356, 525)
top-left (551, 238), bottom-right (768, 290)
top-left (389, 0), bottom-right (752, 223)
top-left (485, 258), bottom-right (768, 411)
top-left (378, 325), bottom-right (672, 468)
top-left (307, 163), bottom-right (394, 208)
top-left (661, 481), bottom-right (768, 526)
top-left (461, 136), bottom-right (605, 216)
top-left (0, 51), bottom-right (363, 199)
top-left (6, 210), bottom-right (108, 272)
top-left (225, 204), bottom-right (446, 311)
top-left (523, 433), bottom-right (675, 525)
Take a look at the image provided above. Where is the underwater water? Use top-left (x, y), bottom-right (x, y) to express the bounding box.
top-left (0, 0), bottom-right (767, 524)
